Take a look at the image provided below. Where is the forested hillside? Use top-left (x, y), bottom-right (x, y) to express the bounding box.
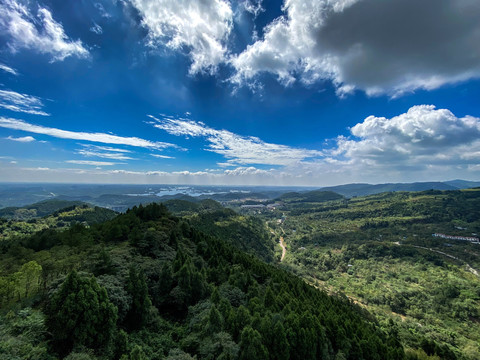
top-left (0, 200), bottom-right (90, 220)
top-left (0, 205), bottom-right (403, 359)
top-left (0, 202), bottom-right (117, 240)
top-left (164, 199), bottom-right (275, 263)
top-left (0, 203), bottom-right (403, 359)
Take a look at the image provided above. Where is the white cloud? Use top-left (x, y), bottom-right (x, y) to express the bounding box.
top-left (0, 164), bottom-right (286, 185)
top-left (0, 0), bottom-right (89, 61)
top-left (0, 117), bottom-right (178, 149)
top-left (151, 154), bottom-right (175, 159)
top-left (150, 115), bottom-right (322, 166)
top-left (79, 144), bottom-right (133, 153)
top-left (0, 90), bottom-right (49, 116)
top-left (66, 160), bottom-right (117, 166)
top-left (2, 107), bottom-right (479, 186)
top-left (242, 0), bottom-right (264, 18)
top-left (334, 105), bottom-right (480, 165)
top-left (94, 2), bottom-right (111, 18)
top-left (288, 105), bottom-right (480, 184)
top-left (76, 144), bottom-right (135, 160)
top-left (90, 22), bottom-right (103, 35)
top-left (6, 135), bottom-right (35, 142)
top-left (76, 149), bottom-right (134, 161)
top-left (130, 0), bottom-right (233, 74)
top-left (230, 0), bottom-right (480, 96)
top-left (0, 63), bottom-right (18, 75)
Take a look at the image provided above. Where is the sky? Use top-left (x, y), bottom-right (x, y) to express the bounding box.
top-left (0, 0), bottom-right (480, 186)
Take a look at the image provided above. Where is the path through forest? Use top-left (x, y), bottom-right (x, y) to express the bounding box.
top-left (279, 236), bottom-right (286, 262)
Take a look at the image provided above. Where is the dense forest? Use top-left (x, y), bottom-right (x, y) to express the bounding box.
top-left (0, 202), bottom-right (403, 359)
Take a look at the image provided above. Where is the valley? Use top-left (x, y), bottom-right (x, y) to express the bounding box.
top-left (251, 188), bottom-right (480, 360)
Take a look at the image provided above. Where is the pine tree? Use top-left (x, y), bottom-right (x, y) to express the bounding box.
top-left (239, 326), bottom-right (268, 360)
top-left (125, 267), bottom-right (152, 330)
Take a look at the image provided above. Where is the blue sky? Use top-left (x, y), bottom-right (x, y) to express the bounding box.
top-left (0, 0), bottom-right (480, 186)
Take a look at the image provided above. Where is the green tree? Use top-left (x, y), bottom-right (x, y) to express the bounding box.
top-left (239, 326), bottom-right (268, 360)
top-left (15, 260), bottom-right (42, 298)
top-left (125, 266), bottom-right (152, 330)
top-left (206, 304), bottom-right (224, 335)
top-left (46, 271), bottom-right (117, 356)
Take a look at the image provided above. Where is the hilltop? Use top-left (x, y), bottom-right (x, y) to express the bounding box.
top-left (0, 200), bottom-right (117, 240)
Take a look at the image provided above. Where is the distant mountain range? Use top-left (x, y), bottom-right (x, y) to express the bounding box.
top-left (0, 180), bottom-right (479, 210)
top-left (319, 180), bottom-right (480, 198)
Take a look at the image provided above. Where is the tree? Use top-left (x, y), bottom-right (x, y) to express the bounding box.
top-left (15, 260), bottom-right (42, 298)
top-left (239, 326), bottom-right (268, 360)
top-left (46, 271), bottom-right (117, 356)
top-left (125, 266), bottom-right (152, 330)
top-left (206, 304), bottom-right (224, 335)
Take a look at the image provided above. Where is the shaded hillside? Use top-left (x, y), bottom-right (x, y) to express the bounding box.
top-left (163, 198), bottom-right (224, 214)
top-left (320, 182), bottom-right (457, 198)
top-left (444, 179), bottom-right (480, 189)
top-left (277, 190), bottom-right (344, 203)
top-left (0, 203), bottom-right (403, 360)
top-left (165, 199), bottom-right (275, 263)
top-left (0, 199), bottom-right (87, 220)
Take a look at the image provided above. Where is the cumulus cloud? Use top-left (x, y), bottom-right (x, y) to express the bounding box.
top-left (0, 0), bottom-right (89, 61)
top-left (230, 0), bottom-right (480, 96)
top-left (334, 105), bottom-right (480, 163)
top-left (130, 0), bottom-right (233, 74)
top-left (6, 135), bottom-right (35, 142)
top-left (0, 90), bottom-right (49, 116)
top-left (304, 105), bottom-right (480, 184)
top-left (0, 117), bottom-right (177, 149)
top-left (150, 114), bottom-right (322, 166)
top-left (0, 63), bottom-right (18, 75)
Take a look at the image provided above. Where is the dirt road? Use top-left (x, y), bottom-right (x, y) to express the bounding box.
top-left (279, 236), bottom-right (286, 262)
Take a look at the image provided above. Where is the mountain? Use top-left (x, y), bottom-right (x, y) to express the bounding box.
top-left (277, 190), bottom-right (344, 203)
top-left (0, 201), bottom-right (117, 240)
top-left (0, 199), bottom-right (88, 220)
top-left (0, 202), bottom-right (403, 360)
top-left (444, 179), bottom-right (480, 189)
top-left (164, 199), bottom-right (275, 262)
top-left (319, 181), bottom-right (458, 197)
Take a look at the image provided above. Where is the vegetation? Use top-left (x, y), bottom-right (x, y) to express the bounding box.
top-left (0, 202), bottom-right (117, 240)
top-left (0, 203), bottom-right (402, 359)
top-left (0, 200), bottom-right (90, 220)
top-left (262, 188), bottom-right (480, 359)
top-left (276, 190), bottom-right (344, 204)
